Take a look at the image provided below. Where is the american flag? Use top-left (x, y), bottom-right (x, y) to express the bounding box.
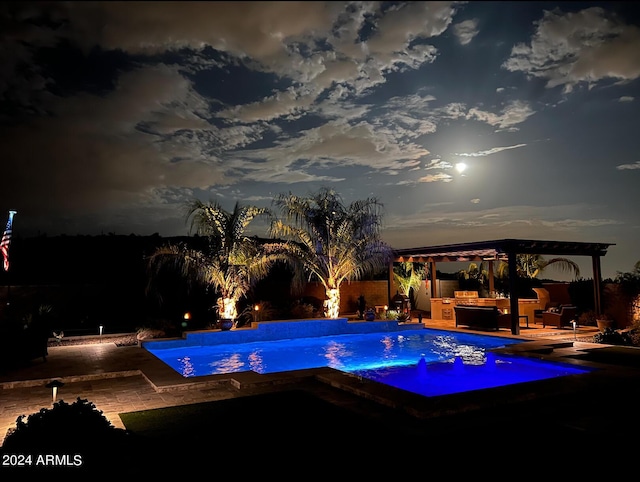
top-left (1, 210), bottom-right (16, 271)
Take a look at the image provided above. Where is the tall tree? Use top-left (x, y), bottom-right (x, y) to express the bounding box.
top-left (269, 188), bottom-right (393, 319)
top-left (147, 199), bottom-right (284, 326)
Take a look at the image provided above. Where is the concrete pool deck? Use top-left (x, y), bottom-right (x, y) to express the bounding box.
top-left (2, 318), bottom-right (640, 470)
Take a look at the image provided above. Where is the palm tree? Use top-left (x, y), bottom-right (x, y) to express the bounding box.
top-left (497, 254), bottom-right (581, 280)
top-left (147, 199), bottom-right (283, 326)
top-left (458, 263), bottom-right (489, 291)
top-left (393, 262), bottom-right (426, 309)
top-left (269, 187), bottom-right (393, 319)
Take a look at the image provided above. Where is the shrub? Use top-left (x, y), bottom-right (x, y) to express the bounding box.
top-left (136, 317), bottom-right (180, 336)
top-left (628, 329), bottom-right (640, 347)
top-left (136, 328), bottom-right (166, 341)
top-left (593, 327), bottom-right (632, 346)
top-left (1, 397), bottom-right (141, 471)
top-left (385, 309), bottom-right (399, 320)
top-left (289, 300), bottom-right (317, 319)
top-left (578, 310), bottom-right (597, 326)
top-left (235, 301), bottom-right (280, 327)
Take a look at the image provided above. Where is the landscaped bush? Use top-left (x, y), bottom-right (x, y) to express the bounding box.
top-left (289, 300), bottom-right (317, 319)
top-left (385, 309), bottom-right (399, 320)
top-left (593, 327), bottom-right (633, 346)
top-left (136, 327), bottom-right (167, 341)
top-left (135, 317), bottom-right (181, 338)
top-left (1, 397), bottom-right (142, 472)
top-left (578, 310), bottom-right (598, 327)
top-left (233, 300), bottom-right (280, 327)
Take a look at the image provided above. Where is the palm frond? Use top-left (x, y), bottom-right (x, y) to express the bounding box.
top-left (270, 187), bottom-right (393, 296)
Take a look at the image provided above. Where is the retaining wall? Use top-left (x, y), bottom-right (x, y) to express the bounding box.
top-left (142, 317), bottom-right (426, 350)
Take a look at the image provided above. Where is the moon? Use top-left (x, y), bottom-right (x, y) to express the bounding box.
top-left (455, 162), bottom-right (467, 174)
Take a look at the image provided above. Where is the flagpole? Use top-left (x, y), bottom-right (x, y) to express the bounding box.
top-left (5, 264), bottom-right (9, 314)
top-left (6, 255), bottom-right (10, 309)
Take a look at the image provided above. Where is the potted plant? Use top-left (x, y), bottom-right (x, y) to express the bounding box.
top-left (364, 308), bottom-right (376, 321)
top-left (596, 313), bottom-right (615, 332)
top-left (219, 318), bottom-right (234, 331)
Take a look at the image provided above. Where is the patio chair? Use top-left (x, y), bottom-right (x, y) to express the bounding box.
top-left (534, 301), bottom-right (561, 324)
top-left (532, 288), bottom-right (556, 324)
top-left (542, 305), bottom-right (578, 329)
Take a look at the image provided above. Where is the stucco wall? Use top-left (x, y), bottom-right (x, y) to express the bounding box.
top-left (301, 279), bottom-right (460, 314)
top-left (302, 280), bottom-right (390, 313)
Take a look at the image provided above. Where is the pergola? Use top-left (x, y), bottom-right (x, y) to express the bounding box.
top-left (391, 238), bottom-right (615, 335)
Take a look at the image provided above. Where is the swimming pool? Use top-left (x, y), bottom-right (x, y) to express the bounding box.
top-left (145, 328), bottom-right (593, 396)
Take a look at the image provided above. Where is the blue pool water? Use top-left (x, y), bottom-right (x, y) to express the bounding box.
top-left (353, 352), bottom-right (590, 397)
top-left (146, 329), bottom-right (592, 396)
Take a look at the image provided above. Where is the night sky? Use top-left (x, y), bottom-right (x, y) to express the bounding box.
top-left (1, 1), bottom-right (639, 279)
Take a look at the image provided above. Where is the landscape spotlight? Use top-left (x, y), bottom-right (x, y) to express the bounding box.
top-left (45, 379), bottom-right (64, 403)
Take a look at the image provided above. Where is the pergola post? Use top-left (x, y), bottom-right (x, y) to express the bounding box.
top-left (507, 250), bottom-right (520, 335)
top-left (388, 260), bottom-right (394, 307)
top-left (487, 260), bottom-right (495, 295)
top-left (592, 255), bottom-right (603, 316)
top-left (430, 261), bottom-right (438, 298)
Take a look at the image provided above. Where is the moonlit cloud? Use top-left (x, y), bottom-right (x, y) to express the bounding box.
top-left (456, 144), bottom-right (527, 157)
top-left (617, 161), bottom-right (640, 170)
top-left (466, 101), bottom-right (536, 130)
top-left (417, 173), bottom-right (453, 183)
top-left (453, 19), bottom-right (479, 45)
top-left (502, 7), bottom-right (640, 93)
top-left (385, 203), bottom-right (623, 235)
